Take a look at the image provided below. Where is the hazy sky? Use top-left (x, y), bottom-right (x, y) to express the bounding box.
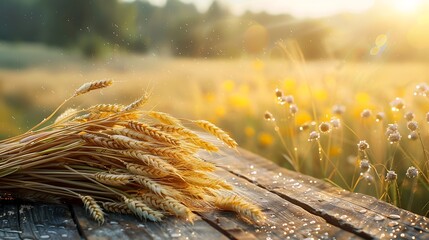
top-left (147, 0), bottom-right (376, 18)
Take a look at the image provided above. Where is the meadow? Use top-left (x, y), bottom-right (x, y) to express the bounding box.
top-left (0, 43), bottom-right (428, 216)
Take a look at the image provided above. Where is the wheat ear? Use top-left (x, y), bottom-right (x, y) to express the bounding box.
top-left (123, 197), bottom-right (163, 221)
top-left (193, 120), bottom-right (237, 148)
top-left (214, 195), bottom-right (264, 224)
top-left (140, 193), bottom-right (196, 221)
top-left (101, 202), bottom-right (132, 214)
top-left (80, 195), bottom-right (105, 224)
top-left (148, 111), bottom-right (182, 125)
top-left (74, 79), bottom-right (113, 96)
top-left (94, 172), bottom-right (133, 186)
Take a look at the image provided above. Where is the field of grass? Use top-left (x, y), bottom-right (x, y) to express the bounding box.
top-left (0, 43), bottom-right (428, 216)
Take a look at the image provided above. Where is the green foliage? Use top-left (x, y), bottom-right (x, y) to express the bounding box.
top-left (78, 34), bottom-right (108, 59)
top-left (0, 0), bottom-right (332, 59)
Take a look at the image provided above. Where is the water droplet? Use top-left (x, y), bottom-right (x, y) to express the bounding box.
top-left (358, 209), bottom-right (367, 214)
top-left (374, 215), bottom-right (385, 221)
top-left (388, 221), bottom-right (399, 227)
top-left (61, 234), bottom-right (68, 238)
top-left (40, 235), bottom-right (50, 239)
top-left (110, 221), bottom-right (118, 225)
top-left (388, 214), bottom-right (400, 220)
top-left (171, 233), bottom-right (182, 238)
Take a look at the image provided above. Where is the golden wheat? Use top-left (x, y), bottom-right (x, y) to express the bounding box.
top-left (101, 202), bottom-right (133, 214)
top-left (123, 197), bottom-right (163, 221)
top-left (0, 80), bottom-right (264, 226)
top-left (74, 79), bottom-right (113, 96)
top-left (80, 195), bottom-right (105, 224)
top-left (193, 120), bottom-right (238, 148)
top-left (148, 111), bottom-right (182, 126)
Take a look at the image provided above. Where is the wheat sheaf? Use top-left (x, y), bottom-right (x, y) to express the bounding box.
top-left (0, 80), bottom-right (264, 225)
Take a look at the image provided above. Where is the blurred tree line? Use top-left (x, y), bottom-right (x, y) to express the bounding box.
top-left (0, 0), bottom-right (330, 59)
top-left (1, 0), bottom-right (428, 60)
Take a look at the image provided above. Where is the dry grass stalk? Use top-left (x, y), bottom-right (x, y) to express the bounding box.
top-left (0, 80), bottom-right (263, 225)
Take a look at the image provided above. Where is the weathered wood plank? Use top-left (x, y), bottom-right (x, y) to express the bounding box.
top-left (0, 202), bottom-right (20, 240)
top-left (72, 204), bottom-right (228, 240)
top-left (199, 167), bottom-right (361, 240)
top-left (200, 148), bottom-right (429, 239)
top-left (18, 202), bottom-right (81, 240)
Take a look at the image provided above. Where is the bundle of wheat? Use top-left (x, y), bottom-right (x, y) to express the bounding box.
top-left (0, 80), bottom-right (264, 225)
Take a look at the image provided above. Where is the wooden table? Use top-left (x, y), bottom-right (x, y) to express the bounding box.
top-left (0, 148), bottom-right (428, 240)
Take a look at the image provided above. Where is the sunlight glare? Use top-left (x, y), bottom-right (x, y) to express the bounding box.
top-left (393, 0), bottom-right (422, 14)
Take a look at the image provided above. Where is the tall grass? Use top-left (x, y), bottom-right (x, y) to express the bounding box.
top-left (266, 41), bottom-right (429, 216)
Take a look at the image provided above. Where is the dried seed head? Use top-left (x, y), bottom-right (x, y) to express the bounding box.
top-left (406, 166), bottom-right (419, 179)
top-left (357, 140), bottom-right (369, 151)
top-left (386, 124), bottom-right (398, 136)
top-left (390, 97), bottom-right (405, 111)
top-left (407, 121), bottom-right (418, 131)
top-left (388, 131), bottom-right (402, 144)
top-left (284, 95), bottom-right (294, 104)
top-left (275, 88), bottom-right (283, 98)
top-left (289, 104), bottom-right (298, 114)
top-left (332, 104), bottom-right (346, 115)
top-left (375, 112), bottom-right (385, 122)
top-left (359, 159), bottom-right (370, 172)
top-left (264, 111), bottom-right (275, 121)
top-left (74, 79), bottom-right (113, 96)
top-left (360, 109), bottom-right (372, 118)
top-left (385, 170), bottom-right (397, 182)
top-left (330, 118), bottom-right (341, 129)
top-left (318, 122), bottom-right (331, 133)
top-left (308, 131), bottom-right (320, 142)
top-left (404, 111), bottom-right (415, 121)
top-left (408, 131), bottom-right (418, 140)
top-left (414, 83), bottom-right (429, 96)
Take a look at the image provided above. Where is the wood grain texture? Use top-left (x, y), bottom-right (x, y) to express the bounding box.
top-left (18, 203), bottom-right (81, 240)
top-left (0, 202), bottom-right (20, 240)
top-left (72, 204), bottom-right (228, 240)
top-left (199, 168), bottom-right (360, 240)
top-left (200, 148), bottom-right (429, 239)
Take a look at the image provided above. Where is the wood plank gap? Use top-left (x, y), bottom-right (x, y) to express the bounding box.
top-left (217, 165), bottom-right (373, 239)
top-left (68, 203), bottom-right (86, 240)
top-left (195, 212), bottom-right (237, 240)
